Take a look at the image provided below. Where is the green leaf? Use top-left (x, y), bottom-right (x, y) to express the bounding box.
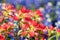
top-left (31, 5), bottom-right (35, 11)
top-left (16, 5), bottom-right (21, 10)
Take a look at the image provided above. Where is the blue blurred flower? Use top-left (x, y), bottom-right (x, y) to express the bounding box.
top-left (25, 0), bottom-right (33, 9)
top-left (43, 0), bottom-right (51, 4)
top-left (6, 0), bottom-right (18, 7)
top-left (55, 20), bottom-right (60, 28)
top-left (6, 0), bottom-right (42, 9)
top-left (43, 19), bottom-right (52, 27)
top-left (0, 3), bottom-right (2, 10)
top-left (56, 0), bottom-right (60, 2)
top-left (56, 14), bottom-right (60, 20)
top-left (7, 34), bottom-right (15, 40)
top-left (34, 0), bottom-right (42, 9)
top-left (56, 2), bottom-right (60, 21)
top-left (18, 36), bottom-right (26, 40)
top-left (58, 37), bottom-right (60, 40)
top-left (0, 11), bottom-right (3, 16)
top-left (18, 0), bottom-right (26, 6)
top-left (45, 2), bottom-right (53, 13)
top-left (8, 18), bottom-right (14, 21)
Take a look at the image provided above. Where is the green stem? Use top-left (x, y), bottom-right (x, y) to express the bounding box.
top-left (56, 30), bottom-right (58, 40)
top-left (48, 35), bottom-right (56, 40)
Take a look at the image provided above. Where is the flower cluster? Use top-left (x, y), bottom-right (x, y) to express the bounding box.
top-left (0, 3), bottom-right (60, 40)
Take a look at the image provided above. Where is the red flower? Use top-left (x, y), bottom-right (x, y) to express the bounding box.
top-left (32, 21), bottom-right (38, 26)
top-left (35, 9), bottom-right (43, 17)
top-left (25, 9), bottom-right (29, 13)
top-left (37, 28), bottom-right (42, 31)
top-left (1, 23), bottom-right (9, 30)
top-left (0, 18), bottom-right (3, 23)
top-left (57, 28), bottom-right (60, 33)
top-left (29, 32), bottom-right (35, 37)
top-left (0, 34), bottom-right (5, 40)
top-left (21, 6), bottom-right (27, 13)
top-left (13, 16), bottom-right (19, 21)
top-left (11, 33), bottom-right (14, 37)
top-left (49, 26), bottom-right (54, 30)
top-left (40, 17), bottom-right (44, 21)
top-left (6, 4), bottom-right (14, 10)
top-left (35, 38), bottom-right (38, 40)
top-left (41, 36), bottom-right (46, 40)
top-left (6, 32), bottom-right (11, 34)
top-left (21, 24), bottom-right (29, 30)
top-left (24, 17), bottom-right (32, 21)
top-left (38, 23), bottom-right (46, 29)
top-left (36, 23), bottom-right (46, 31)
top-left (8, 22), bottom-right (14, 26)
top-left (35, 32), bottom-right (39, 36)
top-left (21, 31), bottom-right (26, 36)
